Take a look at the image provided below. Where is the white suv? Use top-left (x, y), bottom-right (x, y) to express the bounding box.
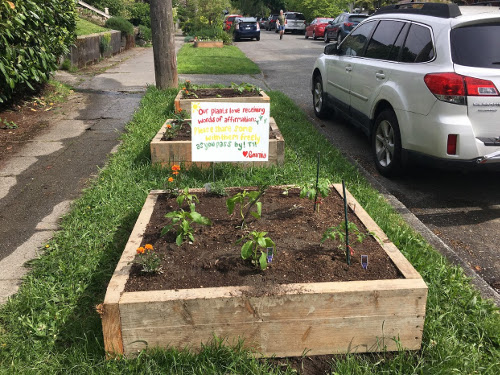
top-left (311, 3), bottom-right (500, 176)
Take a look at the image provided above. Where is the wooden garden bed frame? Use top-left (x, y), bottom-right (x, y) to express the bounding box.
top-left (101, 185), bottom-right (427, 358)
top-left (150, 117), bottom-right (285, 168)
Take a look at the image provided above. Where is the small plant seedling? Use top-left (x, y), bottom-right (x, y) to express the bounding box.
top-left (172, 110), bottom-right (188, 123)
top-left (204, 182), bottom-right (227, 197)
top-left (176, 187), bottom-right (199, 208)
top-left (161, 204), bottom-right (211, 246)
top-left (182, 80), bottom-right (199, 98)
top-left (226, 189), bottom-right (263, 228)
top-left (237, 231), bottom-right (276, 270)
top-left (0, 118), bottom-right (18, 129)
top-left (230, 82), bottom-right (261, 94)
top-left (299, 178), bottom-right (331, 201)
top-left (321, 222), bottom-right (374, 246)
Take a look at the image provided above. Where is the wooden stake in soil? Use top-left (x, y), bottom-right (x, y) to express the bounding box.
top-left (314, 152), bottom-right (320, 212)
top-left (342, 180), bottom-right (351, 265)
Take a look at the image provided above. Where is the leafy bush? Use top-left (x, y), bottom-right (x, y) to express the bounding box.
top-left (138, 25), bottom-right (152, 43)
top-left (83, 0), bottom-right (126, 17)
top-left (194, 26), bottom-right (232, 45)
top-left (105, 16), bottom-right (134, 36)
top-left (128, 2), bottom-right (151, 28)
top-left (0, 0), bottom-right (76, 104)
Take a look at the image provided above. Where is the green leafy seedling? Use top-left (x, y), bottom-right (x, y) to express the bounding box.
top-left (176, 187), bottom-right (199, 208)
top-left (238, 231), bottom-right (275, 270)
top-left (299, 178), bottom-right (331, 201)
top-left (161, 204), bottom-right (211, 246)
top-left (226, 189), bottom-right (262, 228)
top-left (321, 222), bottom-right (376, 246)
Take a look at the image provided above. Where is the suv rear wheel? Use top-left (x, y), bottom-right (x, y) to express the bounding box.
top-left (313, 75), bottom-right (328, 119)
top-left (372, 110), bottom-right (403, 177)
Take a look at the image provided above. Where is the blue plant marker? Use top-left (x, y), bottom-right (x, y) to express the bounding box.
top-left (266, 247), bottom-right (274, 263)
top-left (361, 255), bottom-right (368, 269)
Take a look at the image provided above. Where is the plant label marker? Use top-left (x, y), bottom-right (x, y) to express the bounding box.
top-left (266, 247), bottom-right (274, 263)
top-left (361, 255), bottom-right (368, 269)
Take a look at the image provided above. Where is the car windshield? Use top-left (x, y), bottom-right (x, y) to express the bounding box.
top-left (286, 13), bottom-right (305, 20)
top-left (318, 18), bottom-right (333, 23)
top-left (227, 17), bottom-right (236, 22)
top-left (348, 15), bottom-right (369, 23)
top-left (451, 22), bottom-right (500, 68)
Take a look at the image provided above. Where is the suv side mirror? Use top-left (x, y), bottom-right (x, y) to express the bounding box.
top-left (328, 20), bottom-right (334, 25)
top-left (324, 43), bottom-right (339, 55)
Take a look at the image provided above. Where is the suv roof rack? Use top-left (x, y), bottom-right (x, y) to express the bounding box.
top-left (374, 2), bottom-right (462, 18)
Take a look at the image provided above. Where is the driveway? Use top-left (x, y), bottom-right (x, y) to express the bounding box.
top-left (235, 30), bottom-right (500, 303)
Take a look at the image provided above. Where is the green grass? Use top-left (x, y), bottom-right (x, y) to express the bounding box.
top-left (0, 87), bottom-right (499, 374)
top-left (76, 17), bottom-right (110, 36)
top-left (177, 44), bottom-right (261, 74)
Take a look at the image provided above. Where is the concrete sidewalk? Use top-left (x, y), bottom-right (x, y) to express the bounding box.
top-left (0, 37), bottom-right (270, 305)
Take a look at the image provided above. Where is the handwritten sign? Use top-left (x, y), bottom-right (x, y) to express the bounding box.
top-left (191, 102), bottom-right (270, 162)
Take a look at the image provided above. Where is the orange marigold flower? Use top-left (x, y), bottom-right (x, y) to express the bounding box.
top-left (182, 87), bottom-right (186, 90)
top-left (168, 177), bottom-right (174, 182)
top-left (136, 246), bottom-right (145, 254)
top-left (166, 124), bottom-right (172, 128)
top-left (172, 171), bottom-right (179, 175)
top-left (145, 244), bottom-right (154, 251)
top-left (7, 1), bottom-right (15, 10)
top-left (172, 164), bottom-right (181, 171)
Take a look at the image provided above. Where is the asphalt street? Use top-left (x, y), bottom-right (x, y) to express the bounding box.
top-left (0, 32), bottom-right (498, 306)
top-left (235, 30), bottom-right (500, 304)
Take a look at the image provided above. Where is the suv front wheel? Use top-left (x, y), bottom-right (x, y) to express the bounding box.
top-left (372, 110), bottom-right (403, 177)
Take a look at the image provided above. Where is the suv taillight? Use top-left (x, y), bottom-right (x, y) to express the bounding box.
top-left (424, 73), bottom-right (499, 105)
top-left (344, 22), bottom-right (353, 27)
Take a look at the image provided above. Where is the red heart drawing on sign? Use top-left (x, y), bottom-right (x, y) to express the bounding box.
top-left (243, 151), bottom-right (248, 157)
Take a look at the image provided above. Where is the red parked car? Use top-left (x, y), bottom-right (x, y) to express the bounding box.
top-left (223, 14), bottom-right (243, 31)
top-left (305, 17), bottom-right (334, 39)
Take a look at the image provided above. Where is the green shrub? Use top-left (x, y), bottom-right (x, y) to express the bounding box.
top-left (0, 0), bottom-right (76, 104)
top-left (99, 32), bottom-right (112, 54)
top-left (105, 16), bottom-right (134, 36)
top-left (194, 26), bottom-right (231, 44)
top-left (138, 25), bottom-right (152, 43)
top-left (128, 2), bottom-right (151, 28)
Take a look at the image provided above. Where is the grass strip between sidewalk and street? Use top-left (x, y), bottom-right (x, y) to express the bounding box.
top-left (177, 44), bottom-right (261, 75)
top-left (0, 86), bottom-right (499, 374)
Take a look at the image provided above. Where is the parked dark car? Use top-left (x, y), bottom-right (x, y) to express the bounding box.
top-left (233, 17), bottom-right (260, 41)
top-left (323, 13), bottom-right (369, 43)
top-left (265, 14), bottom-right (279, 30)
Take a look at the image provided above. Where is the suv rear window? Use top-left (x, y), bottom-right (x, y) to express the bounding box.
top-left (451, 23), bottom-right (500, 68)
top-left (348, 15), bottom-right (369, 23)
top-left (286, 13), bottom-right (305, 20)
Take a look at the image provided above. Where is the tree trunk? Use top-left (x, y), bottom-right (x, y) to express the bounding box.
top-left (149, 0), bottom-right (178, 89)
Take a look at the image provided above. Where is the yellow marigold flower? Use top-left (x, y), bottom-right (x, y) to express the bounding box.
top-left (168, 177), bottom-right (174, 182)
top-left (145, 244), bottom-right (154, 251)
top-left (136, 246), bottom-right (145, 254)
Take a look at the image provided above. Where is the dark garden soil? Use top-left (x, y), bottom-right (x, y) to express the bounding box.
top-left (0, 85), bottom-right (61, 165)
top-left (183, 87), bottom-right (262, 99)
top-left (160, 120), bottom-right (280, 141)
top-left (125, 186), bottom-right (402, 294)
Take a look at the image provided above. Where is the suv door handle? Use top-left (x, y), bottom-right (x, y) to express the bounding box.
top-left (375, 72), bottom-right (385, 79)
top-left (345, 66), bottom-right (352, 72)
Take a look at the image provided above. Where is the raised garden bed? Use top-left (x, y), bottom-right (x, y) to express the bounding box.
top-left (174, 88), bottom-right (270, 116)
top-left (101, 185), bottom-right (427, 358)
top-left (150, 117), bottom-right (285, 168)
top-left (193, 40), bottom-right (223, 48)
